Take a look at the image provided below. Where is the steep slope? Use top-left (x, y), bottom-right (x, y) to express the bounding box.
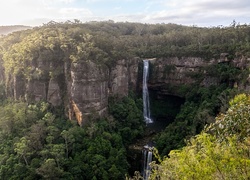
top-left (0, 21), bottom-right (250, 126)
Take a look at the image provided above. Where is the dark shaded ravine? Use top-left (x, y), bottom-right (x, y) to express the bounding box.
top-left (127, 120), bottom-right (171, 176)
top-left (127, 93), bottom-right (185, 176)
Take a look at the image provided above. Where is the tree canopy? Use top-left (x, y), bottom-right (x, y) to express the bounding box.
top-left (0, 21), bottom-right (250, 179)
top-left (0, 94), bottom-right (145, 179)
top-left (150, 94), bottom-right (250, 179)
top-left (1, 21), bottom-right (250, 78)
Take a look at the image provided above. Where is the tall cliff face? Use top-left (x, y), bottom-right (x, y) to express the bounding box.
top-left (1, 54), bottom-right (249, 125)
top-left (147, 56), bottom-right (246, 97)
top-left (1, 55), bottom-right (139, 126)
top-left (110, 58), bottom-right (139, 95)
top-left (69, 58), bottom-right (139, 125)
top-left (149, 57), bottom-right (218, 96)
top-left (149, 57), bottom-right (213, 84)
top-left (70, 60), bottom-right (109, 125)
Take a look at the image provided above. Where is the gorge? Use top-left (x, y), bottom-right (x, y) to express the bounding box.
top-left (3, 55), bottom-right (245, 126)
top-left (0, 21), bottom-right (250, 179)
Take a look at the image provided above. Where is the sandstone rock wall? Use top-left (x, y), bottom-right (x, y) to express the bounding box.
top-left (149, 57), bottom-right (215, 85)
top-left (70, 60), bottom-right (109, 125)
top-left (2, 54), bottom-right (249, 126)
top-left (110, 59), bottom-right (129, 96)
top-left (110, 58), bottom-right (139, 95)
top-left (1, 56), bottom-right (139, 126)
top-left (146, 56), bottom-right (250, 98)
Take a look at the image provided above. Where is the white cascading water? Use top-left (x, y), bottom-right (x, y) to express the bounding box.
top-left (142, 60), bottom-right (153, 179)
top-left (143, 60), bottom-right (153, 124)
top-left (142, 145), bottom-right (153, 180)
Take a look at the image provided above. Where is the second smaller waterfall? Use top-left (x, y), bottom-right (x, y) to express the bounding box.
top-left (143, 60), bottom-right (153, 124)
top-left (142, 145), bottom-right (153, 180)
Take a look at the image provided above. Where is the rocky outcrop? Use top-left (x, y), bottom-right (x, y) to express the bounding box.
top-left (110, 58), bottom-right (139, 95)
top-left (232, 57), bottom-right (250, 91)
top-left (147, 57), bottom-right (231, 97)
top-left (1, 53), bottom-right (249, 125)
top-left (110, 59), bottom-right (129, 96)
top-left (146, 56), bottom-right (250, 99)
top-left (47, 79), bottom-right (63, 106)
top-left (69, 58), bottom-right (139, 125)
top-left (0, 54), bottom-right (139, 126)
top-left (149, 57), bottom-right (215, 86)
top-left (70, 60), bottom-right (109, 125)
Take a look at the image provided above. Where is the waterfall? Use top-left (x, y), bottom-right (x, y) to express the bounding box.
top-left (142, 145), bottom-right (153, 180)
top-left (143, 60), bottom-right (153, 124)
top-left (141, 60), bottom-right (153, 179)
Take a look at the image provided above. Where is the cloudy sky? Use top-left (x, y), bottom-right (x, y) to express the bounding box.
top-left (0, 0), bottom-right (249, 27)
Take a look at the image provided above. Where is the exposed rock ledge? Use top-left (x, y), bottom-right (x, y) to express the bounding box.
top-left (1, 55), bottom-right (249, 125)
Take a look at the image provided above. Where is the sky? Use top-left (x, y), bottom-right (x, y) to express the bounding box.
top-left (0, 0), bottom-right (249, 27)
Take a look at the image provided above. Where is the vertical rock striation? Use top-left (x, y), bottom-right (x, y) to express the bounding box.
top-left (1, 54), bottom-right (249, 126)
top-left (1, 54), bottom-right (139, 126)
top-left (70, 60), bottom-right (109, 126)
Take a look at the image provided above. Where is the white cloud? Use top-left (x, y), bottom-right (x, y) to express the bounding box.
top-left (58, 0), bottom-right (75, 3)
top-left (0, 0), bottom-right (93, 25)
top-left (59, 8), bottom-right (93, 18)
top-left (41, 0), bottom-right (75, 6)
top-left (0, 0), bottom-right (249, 26)
top-left (138, 0), bottom-right (250, 26)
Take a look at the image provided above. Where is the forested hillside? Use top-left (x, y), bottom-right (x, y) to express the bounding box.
top-left (1, 20), bottom-right (250, 90)
top-left (0, 21), bottom-right (250, 179)
top-left (1, 20), bottom-right (250, 74)
top-left (0, 95), bottom-right (145, 179)
top-left (0, 25), bottom-right (31, 35)
top-left (150, 94), bottom-right (250, 179)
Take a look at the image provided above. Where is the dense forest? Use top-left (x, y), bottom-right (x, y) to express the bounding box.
top-left (149, 94), bottom-right (250, 179)
top-left (0, 20), bottom-right (250, 179)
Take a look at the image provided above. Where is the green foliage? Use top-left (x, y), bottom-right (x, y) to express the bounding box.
top-left (36, 158), bottom-right (65, 179)
top-left (1, 21), bottom-right (250, 85)
top-left (206, 93), bottom-right (250, 141)
top-left (151, 133), bottom-right (250, 180)
top-left (151, 94), bottom-right (250, 179)
top-left (0, 82), bottom-right (6, 103)
top-left (0, 20), bottom-right (250, 179)
top-left (163, 64), bottom-right (176, 78)
top-left (205, 63), bottom-right (241, 84)
top-left (155, 83), bottom-right (236, 156)
top-left (109, 95), bottom-right (145, 145)
top-left (150, 94), bottom-right (184, 121)
top-left (0, 94), bottom-right (144, 179)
